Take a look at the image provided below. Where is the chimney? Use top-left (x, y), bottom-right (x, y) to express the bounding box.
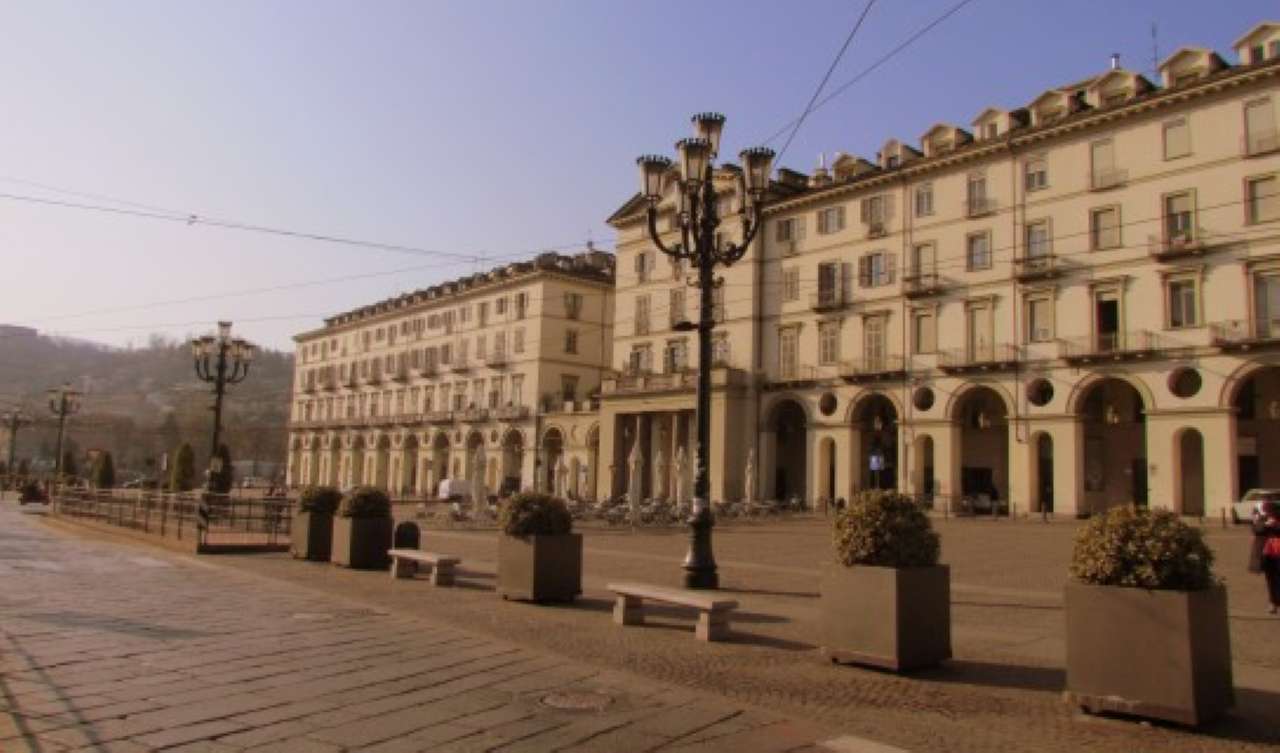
top-left (1110, 53), bottom-right (1120, 71)
top-left (809, 152), bottom-right (831, 188)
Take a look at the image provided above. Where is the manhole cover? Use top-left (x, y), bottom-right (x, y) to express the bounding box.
top-left (541, 691), bottom-right (613, 712)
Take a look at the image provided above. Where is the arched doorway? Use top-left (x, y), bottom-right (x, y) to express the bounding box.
top-left (1232, 366), bottom-right (1280, 494)
top-left (501, 429), bottom-right (524, 495)
top-left (348, 436), bottom-right (365, 489)
top-left (954, 386), bottom-right (1009, 509)
top-left (1079, 378), bottom-right (1148, 513)
top-left (542, 428), bottom-right (564, 494)
top-left (1177, 429), bottom-right (1206, 517)
top-left (853, 394), bottom-right (898, 490)
top-left (1032, 433), bottom-right (1054, 513)
top-left (430, 433), bottom-right (450, 493)
top-left (401, 435), bottom-right (419, 497)
top-left (373, 435), bottom-right (391, 490)
top-left (770, 400), bottom-right (807, 502)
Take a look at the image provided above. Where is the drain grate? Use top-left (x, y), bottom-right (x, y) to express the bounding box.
top-left (541, 691), bottom-right (613, 712)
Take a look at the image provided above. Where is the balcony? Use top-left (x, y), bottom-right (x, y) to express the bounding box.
top-left (425, 410), bottom-right (454, 424)
top-left (865, 220), bottom-right (888, 239)
top-left (964, 197), bottom-right (997, 218)
top-left (301, 380), bottom-right (318, 394)
top-left (320, 375), bottom-right (338, 392)
top-left (485, 351), bottom-right (510, 369)
top-left (903, 269), bottom-right (946, 298)
top-left (449, 359), bottom-right (472, 373)
top-left (603, 369), bottom-right (697, 396)
top-left (840, 355), bottom-right (907, 383)
top-left (363, 370), bottom-right (383, 386)
top-left (1089, 168), bottom-right (1128, 191)
top-left (419, 363), bottom-right (438, 377)
top-left (1243, 129), bottom-right (1280, 157)
top-left (390, 366), bottom-right (410, 383)
top-left (1148, 231), bottom-right (1207, 261)
top-left (341, 375), bottom-right (358, 390)
top-left (810, 285), bottom-right (848, 313)
top-left (1060, 331), bottom-right (1171, 364)
top-left (458, 407), bottom-right (489, 423)
top-left (1013, 254), bottom-right (1061, 282)
top-left (774, 364), bottom-right (818, 386)
top-left (494, 405), bottom-right (530, 421)
top-left (938, 344), bottom-right (1021, 373)
top-left (1210, 318), bottom-right (1280, 350)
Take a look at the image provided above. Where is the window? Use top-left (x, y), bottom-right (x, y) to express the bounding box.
top-left (459, 306), bottom-right (470, 324)
top-left (783, 268), bottom-right (801, 301)
top-left (438, 385), bottom-right (450, 411)
top-left (778, 327), bottom-right (799, 379)
top-left (510, 374), bottom-right (524, 406)
top-left (514, 292), bottom-right (528, 319)
top-left (910, 242), bottom-right (935, 278)
top-left (982, 122), bottom-right (998, 140)
top-left (664, 339), bottom-right (688, 372)
top-left (860, 195), bottom-right (889, 234)
top-left (1254, 274), bottom-right (1280, 338)
top-left (422, 387), bottom-right (434, 412)
top-left (1247, 175), bottom-right (1279, 224)
top-left (440, 343), bottom-right (452, 365)
top-left (858, 252), bottom-right (894, 287)
top-left (565, 329), bottom-right (578, 354)
top-left (1164, 191), bottom-right (1195, 241)
top-left (816, 206), bottom-right (846, 234)
top-left (476, 335), bottom-right (486, 360)
top-left (1163, 118), bottom-right (1190, 160)
top-left (1090, 139), bottom-right (1119, 187)
top-left (375, 328), bottom-right (385, 342)
top-left (1024, 156), bottom-right (1048, 191)
top-left (776, 216), bottom-right (805, 247)
top-left (669, 288), bottom-right (686, 327)
top-left (712, 285), bottom-right (725, 323)
top-left (1026, 296), bottom-right (1054, 342)
top-left (493, 332), bottom-right (506, 358)
top-left (1025, 219), bottom-right (1052, 258)
top-left (671, 257), bottom-right (685, 280)
top-left (966, 232), bottom-right (991, 271)
top-left (1168, 279), bottom-right (1199, 328)
top-left (712, 333), bottom-right (730, 365)
top-left (817, 261), bottom-right (841, 305)
top-left (564, 292), bottom-right (583, 320)
top-left (457, 338), bottom-right (469, 364)
top-left (495, 297), bottom-right (507, 315)
top-left (914, 183), bottom-right (934, 217)
top-left (561, 375), bottom-right (578, 403)
top-left (966, 304), bottom-right (993, 361)
top-left (912, 310), bottom-right (936, 354)
top-left (1090, 206), bottom-right (1120, 250)
top-left (628, 344), bottom-right (652, 373)
top-left (966, 173), bottom-right (988, 214)
top-left (863, 316), bottom-right (886, 367)
top-left (1251, 44), bottom-right (1266, 64)
top-left (635, 251), bottom-right (651, 282)
top-left (513, 327), bottom-right (525, 354)
top-left (818, 322), bottom-right (840, 365)
top-left (478, 301), bottom-right (489, 327)
top-left (635, 294), bottom-right (651, 335)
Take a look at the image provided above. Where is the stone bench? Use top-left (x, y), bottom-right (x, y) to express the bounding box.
top-left (388, 549), bottom-right (460, 586)
top-left (607, 582), bottom-right (739, 642)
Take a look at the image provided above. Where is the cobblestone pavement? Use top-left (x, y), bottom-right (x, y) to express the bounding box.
top-left (0, 503), bottom-right (846, 752)
top-left (8, 502), bottom-right (1280, 752)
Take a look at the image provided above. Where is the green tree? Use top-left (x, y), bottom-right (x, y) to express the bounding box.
top-left (92, 451), bottom-right (116, 489)
top-left (170, 443), bottom-right (196, 492)
top-left (211, 444), bottom-right (234, 494)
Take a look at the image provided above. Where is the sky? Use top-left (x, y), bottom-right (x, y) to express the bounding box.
top-left (0, 0), bottom-right (1275, 351)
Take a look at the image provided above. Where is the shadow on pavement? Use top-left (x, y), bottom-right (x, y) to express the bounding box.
top-left (717, 586), bottom-right (820, 599)
top-left (917, 659), bottom-right (1065, 692)
top-left (16, 611), bottom-right (208, 640)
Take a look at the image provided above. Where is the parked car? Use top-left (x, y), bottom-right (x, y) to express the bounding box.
top-left (437, 478), bottom-right (471, 501)
top-left (1231, 488), bottom-right (1280, 524)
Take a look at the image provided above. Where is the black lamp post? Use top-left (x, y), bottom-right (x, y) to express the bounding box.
top-left (192, 321), bottom-right (255, 491)
top-left (636, 113), bottom-right (774, 589)
top-left (46, 384), bottom-right (82, 481)
top-left (2, 409), bottom-right (32, 474)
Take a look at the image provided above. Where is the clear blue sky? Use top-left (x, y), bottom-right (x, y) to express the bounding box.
top-left (0, 0), bottom-right (1273, 350)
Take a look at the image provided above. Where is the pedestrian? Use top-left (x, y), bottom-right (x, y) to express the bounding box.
top-left (1249, 500), bottom-right (1280, 614)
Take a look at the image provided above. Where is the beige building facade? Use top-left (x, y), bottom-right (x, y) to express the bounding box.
top-left (289, 22), bottom-right (1280, 520)
top-left (286, 250), bottom-right (613, 499)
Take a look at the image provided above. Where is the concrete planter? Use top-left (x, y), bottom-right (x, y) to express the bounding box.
top-left (1064, 582), bottom-right (1233, 725)
top-left (330, 516), bottom-right (393, 570)
top-left (291, 511), bottom-right (334, 561)
top-left (497, 533), bottom-right (582, 603)
top-left (821, 564), bottom-right (951, 672)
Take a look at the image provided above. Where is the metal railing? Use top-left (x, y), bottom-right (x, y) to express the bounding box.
top-left (1210, 318), bottom-right (1280, 346)
top-left (1013, 254), bottom-right (1058, 280)
top-left (903, 269), bottom-right (945, 297)
top-left (1089, 168), bottom-right (1128, 191)
top-left (963, 196), bottom-right (997, 217)
top-left (1148, 230), bottom-right (1204, 260)
top-left (1244, 129), bottom-right (1280, 157)
top-left (938, 343), bottom-right (1021, 369)
top-left (840, 355), bottom-right (906, 380)
top-left (1060, 330), bottom-right (1167, 360)
top-left (52, 489), bottom-right (292, 549)
top-left (810, 286), bottom-right (846, 312)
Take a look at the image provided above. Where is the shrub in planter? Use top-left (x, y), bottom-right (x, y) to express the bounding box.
top-left (292, 486), bottom-right (342, 561)
top-left (497, 492), bottom-right (581, 602)
top-left (19, 481), bottom-right (46, 504)
top-left (331, 486), bottom-right (393, 569)
top-left (1064, 506), bottom-right (1232, 725)
top-left (821, 490), bottom-right (950, 671)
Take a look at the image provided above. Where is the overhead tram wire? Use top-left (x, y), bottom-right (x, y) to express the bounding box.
top-left (760, 0), bottom-right (980, 148)
top-left (774, 0), bottom-right (877, 165)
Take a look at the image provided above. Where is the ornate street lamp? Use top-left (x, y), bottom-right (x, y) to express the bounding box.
top-left (636, 113), bottom-right (774, 589)
top-left (192, 321), bottom-right (256, 491)
top-left (46, 384), bottom-right (82, 481)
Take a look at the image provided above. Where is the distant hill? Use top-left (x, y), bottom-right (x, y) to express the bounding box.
top-left (0, 328), bottom-right (293, 479)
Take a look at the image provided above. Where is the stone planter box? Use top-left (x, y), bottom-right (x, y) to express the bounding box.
top-left (330, 516), bottom-right (393, 570)
top-left (497, 533), bottom-right (582, 602)
top-left (1064, 582), bottom-right (1233, 725)
top-left (291, 511), bottom-right (334, 561)
top-left (821, 564), bottom-right (951, 672)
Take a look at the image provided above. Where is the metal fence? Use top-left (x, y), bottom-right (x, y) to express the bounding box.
top-left (51, 488), bottom-right (293, 550)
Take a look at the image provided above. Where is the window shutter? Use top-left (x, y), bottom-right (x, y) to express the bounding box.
top-left (795, 217), bottom-right (806, 240)
top-left (884, 254), bottom-right (897, 284)
top-left (859, 199), bottom-right (870, 222)
top-left (858, 256), bottom-right (872, 288)
top-left (837, 206), bottom-right (846, 230)
top-left (817, 210), bottom-right (828, 234)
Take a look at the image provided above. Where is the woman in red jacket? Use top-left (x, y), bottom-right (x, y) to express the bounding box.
top-left (1250, 500), bottom-right (1280, 614)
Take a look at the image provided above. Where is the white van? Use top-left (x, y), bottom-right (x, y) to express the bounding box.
top-left (437, 479), bottom-right (471, 501)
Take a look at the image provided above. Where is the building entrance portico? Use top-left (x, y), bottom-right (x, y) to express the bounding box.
top-left (608, 410), bottom-right (694, 501)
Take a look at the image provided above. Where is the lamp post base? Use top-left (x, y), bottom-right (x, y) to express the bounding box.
top-left (682, 503), bottom-right (718, 589)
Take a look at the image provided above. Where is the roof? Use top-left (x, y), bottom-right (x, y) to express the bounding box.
top-left (1234, 21), bottom-right (1280, 49)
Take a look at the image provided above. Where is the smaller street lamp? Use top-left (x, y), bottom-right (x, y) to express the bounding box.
top-left (192, 321), bottom-right (256, 492)
top-left (46, 384), bottom-right (82, 482)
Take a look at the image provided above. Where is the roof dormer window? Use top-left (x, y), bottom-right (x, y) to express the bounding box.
top-left (983, 123), bottom-right (998, 140)
top-left (887, 154), bottom-right (900, 169)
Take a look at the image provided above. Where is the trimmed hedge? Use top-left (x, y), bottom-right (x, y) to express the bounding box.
top-left (832, 490), bottom-right (939, 568)
top-left (1070, 506), bottom-right (1215, 591)
top-left (298, 486), bottom-right (342, 515)
top-left (498, 492), bottom-right (572, 537)
top-left (338, 486), bottom-right (392, 519)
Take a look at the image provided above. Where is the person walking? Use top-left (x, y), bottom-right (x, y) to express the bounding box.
top-left (1250, 500), bottom-right (1280, 614)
